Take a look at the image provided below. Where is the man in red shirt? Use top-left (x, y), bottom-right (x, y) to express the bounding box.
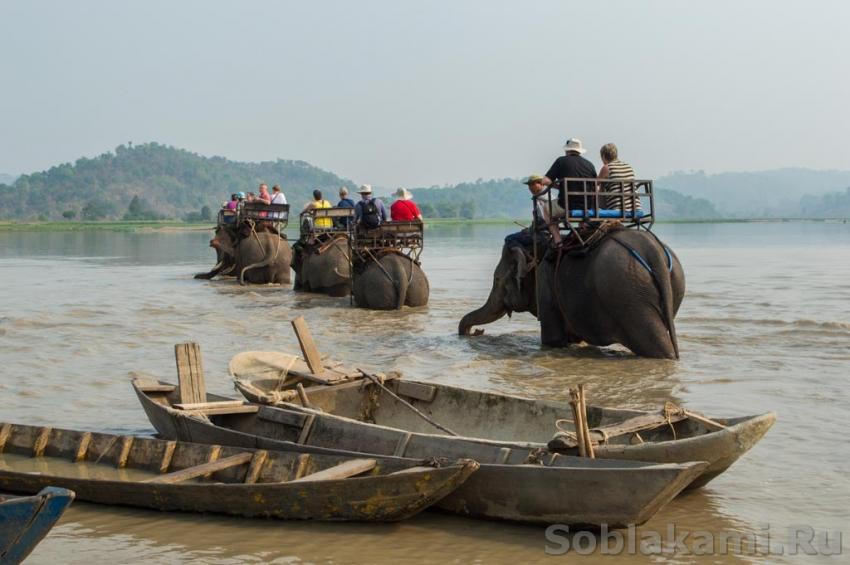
top-left (390, 188), bottom-right (422, 222)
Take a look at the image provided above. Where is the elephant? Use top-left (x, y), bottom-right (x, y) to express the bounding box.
top-left (196, 225), bottom-right (292, 285)
top-left (353, 252), bottom-right (429, 310)
top-left (459, 228), bottom-right (685, 359)
top-left (292, 236), bottom-right (352, 297)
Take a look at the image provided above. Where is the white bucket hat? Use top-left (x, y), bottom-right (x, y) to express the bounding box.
top-left (357, 184), bottom-right (373, 194)
top-left (394, 187), bottom-right (412, 200)
top-left (563, 138), bottom-right (587, 154)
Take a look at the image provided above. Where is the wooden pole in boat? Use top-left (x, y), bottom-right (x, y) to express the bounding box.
top-left (578, 384), bottom-right (595, 458)
top-left (357, 370), bottom-right (459, 437)
top-left (569, 388), bottom-right (587, 457)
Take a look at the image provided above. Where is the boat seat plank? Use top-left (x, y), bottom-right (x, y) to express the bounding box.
top-left (144, 452), bottom-right (253, 484)
top-left (138, 384), bottom-right (176, 393)
top-left (244, 450), bottom-right (268, 484)
top-left (396, 381), bottom-right (436, 402)
top-left (289, 458), bottom-right (377, 483)
top-left (186, 405), bottom-right (259, 416)
top-left (174, 401), bottom-right (246, 410)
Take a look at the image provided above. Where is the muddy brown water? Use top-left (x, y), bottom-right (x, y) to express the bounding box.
top-left (1, 222), bottom-right (848, 563)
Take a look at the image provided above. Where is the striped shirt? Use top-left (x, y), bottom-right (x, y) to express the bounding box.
top-left (604, 160), bottom-right (642, 211)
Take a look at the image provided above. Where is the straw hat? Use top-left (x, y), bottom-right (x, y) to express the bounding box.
top-left (563, 138), bottom-right (587, 154)
top-left (394, 187), bottom-right (412, 200)
top-left (521, 174), bottom-right (545, 185)
top-left (357, 184), bottom-right (373, 194)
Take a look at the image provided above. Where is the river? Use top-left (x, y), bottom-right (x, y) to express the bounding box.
top-left (1, 221), bottom-right (848, 563)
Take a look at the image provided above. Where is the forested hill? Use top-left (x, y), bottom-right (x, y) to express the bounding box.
top-left (0, 143), bottom-right (355, 221)
top-left (0, 143), bottom-right (721, 221)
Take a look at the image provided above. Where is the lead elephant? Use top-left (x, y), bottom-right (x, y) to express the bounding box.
top-left (459, 228), bottom-right (684, 359)
top-left (293, 236), bottom-right (352, 297)
top-left (197, 226), bottom-right (292, 285)
top-left (353, 252), bottom-right (429, 310)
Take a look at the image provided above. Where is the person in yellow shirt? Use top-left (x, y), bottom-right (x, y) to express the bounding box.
top-left (302, 189), bottom-right (333, 228)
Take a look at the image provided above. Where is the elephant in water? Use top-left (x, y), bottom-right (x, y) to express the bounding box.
top-left (195, 225), bottom-right (292, 285)
top-left (353, 252), bottom-right (429, 310)
top-left (459, 228), bottom-right (684, 359)
top-left (293, 236), bottom-right (352, 297)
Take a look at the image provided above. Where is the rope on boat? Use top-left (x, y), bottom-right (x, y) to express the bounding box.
top-left (357, 369), bottom-right (459, 437)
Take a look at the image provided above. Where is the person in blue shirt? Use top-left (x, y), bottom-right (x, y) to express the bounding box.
top-left (335, 186), bottom-right (355, 229)
top-left (354, 184), bottom-right (388, 229)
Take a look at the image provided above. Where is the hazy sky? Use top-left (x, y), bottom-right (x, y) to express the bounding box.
top-left (1, 0), bottom-right (848, 187)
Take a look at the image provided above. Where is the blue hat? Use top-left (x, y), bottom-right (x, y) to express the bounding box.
top-left (237, 192), bottom-right (246, 198)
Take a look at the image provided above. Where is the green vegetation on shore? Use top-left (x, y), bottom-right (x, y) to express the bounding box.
top-left (3, 143), bottom-right (849, 223)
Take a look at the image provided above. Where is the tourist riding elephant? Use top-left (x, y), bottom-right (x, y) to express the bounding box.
top-left (459, 228), bottom-right (684, 359)
top-left (353, 252), bottom-right (429, 310)
top-left (293, 236), bottom-right (352, 297)
top-left (197, 226), bottom-right (292, 285)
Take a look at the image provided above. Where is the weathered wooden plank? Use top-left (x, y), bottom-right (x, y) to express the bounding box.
top-left (116, 436), bottom-right (133, 468)
top-left (203, 445), bottom-right (222, 479)
top-left (498, 447), bottom-right (512, 464)
top-left (186, 405), bottom-right (259, 416)
top-left (159, 440), bottom-right (177, 473)
top-left (174, 401), bottom-right (246, 410)
top-left (257, 406), bottom-right (307, 427)
top-left (291, 316), bottom-right (323, 374)
top-left (289, 458), bottom-right (377, 483)
top-left (388, 466), bottom-right (434, 476)
top-left (293, 453), bottom-right (310, 479)
top-left (297, 415), bottom-right (316, 444)
top-left (244, 450), bottom-right (268, 484)
top-left (396, 381), bottom-right (437, 402)
top-left (75, 431), bottom-right (92, 462)
top-left (0, 423), bottom-right (12, 453)
top-left (137, 383), bottom-right (176, 393)
top-left (590, 411), bottom-right (689, 444)
top-left (175, 342), bottom-right (206, 404)
top-left (33, 427), bottom-right (51, 457)
top-left (145, 452), bottom-right (253, 484)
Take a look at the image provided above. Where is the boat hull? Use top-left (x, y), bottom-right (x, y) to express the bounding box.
top-left (134, 380), bottom-right (706, 526)
top-left (0, 487), bottom-right (74, 564)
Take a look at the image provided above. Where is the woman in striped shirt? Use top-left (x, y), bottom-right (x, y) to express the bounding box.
top-left (598, 143), bottom-right (642, 213)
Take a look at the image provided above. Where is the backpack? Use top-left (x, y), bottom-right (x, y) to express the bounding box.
top-left (361, 198), bottom-right (381, 229)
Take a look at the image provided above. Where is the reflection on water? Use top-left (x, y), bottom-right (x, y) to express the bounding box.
top-left (2, 221), bottom-right (849, 563)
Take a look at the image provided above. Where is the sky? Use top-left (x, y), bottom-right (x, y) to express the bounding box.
top-left (1, 0), bottom-right (849, 187)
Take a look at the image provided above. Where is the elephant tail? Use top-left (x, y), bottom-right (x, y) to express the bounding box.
top-left (394, 261), bottom-right (410, 310)
top-left (647, 241), bottom-right (679, 359)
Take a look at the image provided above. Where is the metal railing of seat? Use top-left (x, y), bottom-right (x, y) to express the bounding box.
top-left (299, 207), bottom-right (356, 240)
top-left (536, 177), bottom-right (655, 232)
top-left (237, 202), bottom-right (291, 229)
top-left (354, 221), bottom-right (425, 263)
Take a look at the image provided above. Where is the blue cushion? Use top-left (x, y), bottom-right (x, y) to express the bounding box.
top-left (569, 209), bottom-right (646, 218)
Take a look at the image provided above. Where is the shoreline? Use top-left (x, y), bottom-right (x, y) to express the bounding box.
top-left (0, 217), bottom-right (847, 233)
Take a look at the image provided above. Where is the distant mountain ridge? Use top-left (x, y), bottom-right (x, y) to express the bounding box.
top-left (656, 169), bottom-right (850, 218)
top-left (0, 173), bottom-right (17, 185)
top-left (1, 143), bottom-right (847, 221)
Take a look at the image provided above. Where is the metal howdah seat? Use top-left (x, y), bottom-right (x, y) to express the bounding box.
top-left (536, 177), bottom-right (656, 232)
top-left (237, 202), bottom-right (290, 229)
top-left (299, 208), bottom-right (356, 240)
top-left (354, 221), bottom-right (424, 262)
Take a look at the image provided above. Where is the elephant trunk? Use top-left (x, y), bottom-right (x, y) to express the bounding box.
top-left (395, 269), bottom-right (409, 310)
top-left (458, 277), bottom-right (509, 335)
top-left (661, 268), bottom-right (680, 359)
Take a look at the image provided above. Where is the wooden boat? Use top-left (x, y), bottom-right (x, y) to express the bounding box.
top-left (0, 486), bottom-right (74, 563)
top-left (133, 378), bottom-right (708, 526)
top-left (235, 375), bottom-right (775, 490)
top-left (0, 421), bottom-right (478, 523)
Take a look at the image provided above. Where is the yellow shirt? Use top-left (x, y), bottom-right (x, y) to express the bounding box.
top-left (314, 199), bottom-right (333, 228)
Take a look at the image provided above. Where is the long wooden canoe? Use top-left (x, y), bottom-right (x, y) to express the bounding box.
top-left (133, 378), bottom-right (707, 526)
top-left (235, 376), bottom-right (774, 490)
top-left (1, 486), bottom-right (74, 563)
top-left (0, 421), bottom-right (478, 522)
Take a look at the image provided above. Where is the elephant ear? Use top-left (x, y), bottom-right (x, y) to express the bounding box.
top-left (510, 246), bottom-right (529, 287)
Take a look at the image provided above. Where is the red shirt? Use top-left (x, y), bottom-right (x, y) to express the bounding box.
top-left (391, 199), bottom-right (421, 221)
